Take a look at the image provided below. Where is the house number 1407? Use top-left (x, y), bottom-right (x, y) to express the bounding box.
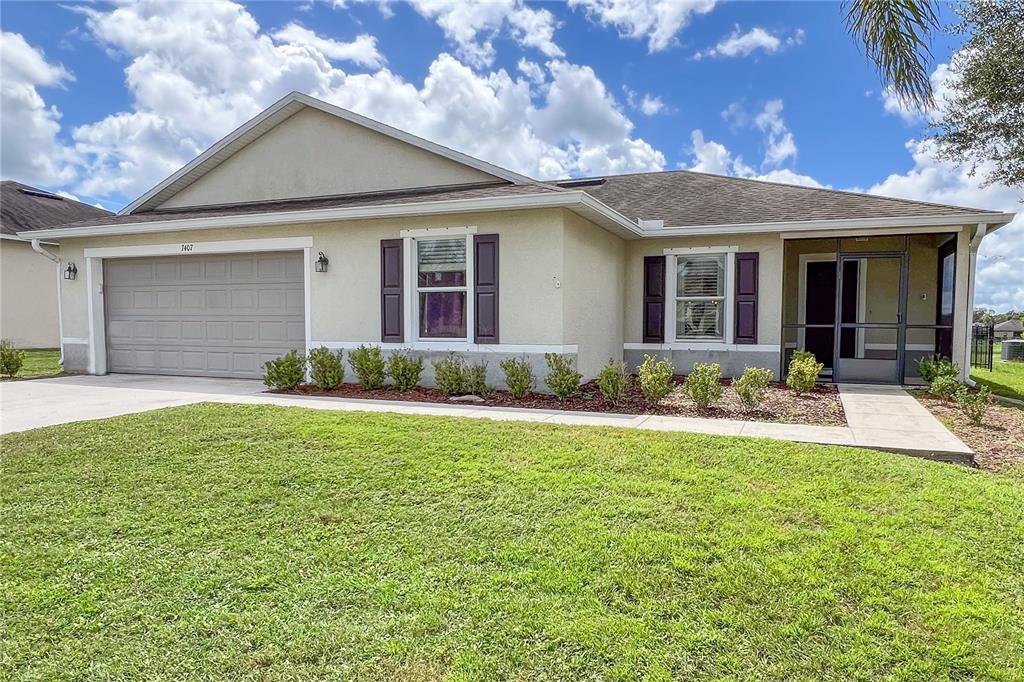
top-left (181, 243), bottom-right (194, 252)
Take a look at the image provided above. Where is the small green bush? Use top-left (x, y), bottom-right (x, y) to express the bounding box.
top-left (386, 351), bottom-right (423, 392)
top-left (636, 354), bottom-right (675, 404)
top-left (596, 359), bottom-right (630, 405)
top-left (433, 354), bottom-right (466, 396)
top-left (544, 353), bottom-right (582, 401)
top-left (499, 356), bottom-right (534, 398)
top-left (686, 362), bottom-right (723, 409)
top-left (917, 356), bottom-right (960, 383)
top-left (347, 345), bottom-right (386, 390)
top-left (463, 361), bottom-right (490, 395)
top-left (263, 350), bottom-right (306, 390)
top-left (0, 339), bottom-right (25, 378)
top-left (956, 386), bottom-right (992, 425)
top-left (787, 352), bottom-right (823, 396)
top-left (930, 374), bottom-right (962, 401)
top-left (733, 366), bottom-right (774, 410)
top-left (307, 347), bottom-right (344, 389)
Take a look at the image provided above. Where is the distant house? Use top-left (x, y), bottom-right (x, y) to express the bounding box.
top-left (995, 318), bottom-right (1024, 341)
top-left (0, 182), bottom-right (111, 348)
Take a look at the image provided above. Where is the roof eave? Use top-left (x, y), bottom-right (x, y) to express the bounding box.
top-left (648, 212), bottom-right (1015, 238)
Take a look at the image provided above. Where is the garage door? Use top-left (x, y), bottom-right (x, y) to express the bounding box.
top-left (104, 252), bottom-right (305, 378)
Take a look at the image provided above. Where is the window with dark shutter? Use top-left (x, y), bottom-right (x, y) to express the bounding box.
top-left (380, 239), bottom-right (403, 342)
top-left (734, 251), bottom-right (758, 344)
top-left (642, 255), bottom-right (665, 343)
top-left (474, 234), bottom-right (499, 343)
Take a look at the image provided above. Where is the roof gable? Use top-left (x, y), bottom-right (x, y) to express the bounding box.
top-left (125, 92), bottom-right (532, 215)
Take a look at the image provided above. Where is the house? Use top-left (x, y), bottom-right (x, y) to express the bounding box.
top-left (20, 92), bottom-right (1015, 386)
top-left (994, 318), bottom-right (1023, 341)
top-left (0, 182), bottom-right (111, 349)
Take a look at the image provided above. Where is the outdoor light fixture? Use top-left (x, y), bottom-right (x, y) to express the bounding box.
top-left (315, 251), bottom-right (329, 273)
top-left (63, 262), bottom-right (77, 280)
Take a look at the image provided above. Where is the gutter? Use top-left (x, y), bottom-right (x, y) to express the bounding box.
top-left (30, 239), bottom-right (65, 364)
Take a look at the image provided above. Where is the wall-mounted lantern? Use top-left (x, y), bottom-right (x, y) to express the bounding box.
top-left (315, 251), bottom-right (329, 273)
top-left (64, 262), bottom-right (78, 280)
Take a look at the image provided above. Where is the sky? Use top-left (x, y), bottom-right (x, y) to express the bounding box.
top-left (1, 0), bottom-right (1021, 311)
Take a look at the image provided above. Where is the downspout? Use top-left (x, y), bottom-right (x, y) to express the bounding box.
top-left (30, 239), bottom-right (64, 364)
top-left (964, 223), bottom-right (988, 384)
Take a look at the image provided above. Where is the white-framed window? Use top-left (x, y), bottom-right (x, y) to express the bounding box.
top-left (412, 233), bottom-right (474, 341)
top-left (665, 247), bottom-right (736, 343)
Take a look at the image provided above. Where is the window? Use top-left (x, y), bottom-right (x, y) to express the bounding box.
top-left (416, 237), bottom-right (469, 339)
top-left (675, 253), bottom-right (726, 341)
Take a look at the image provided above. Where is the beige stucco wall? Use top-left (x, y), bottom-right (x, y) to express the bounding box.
top-left (0, 239), bottom-right (59, 348)
top-left (159, 107), bottom-right (499, 210)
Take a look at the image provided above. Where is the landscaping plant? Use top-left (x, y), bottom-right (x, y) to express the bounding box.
top-left (463, 361), bottom-right (490, 395)
top-left (0, 339), bottom-right (25, 378)
top-left (733, 366), bottom-right (774, 410)
top-left (930, 374), bottom-right (962, 401)
top-left (433, 354), bottom-right (466, 396)
top-left (499, 356), bottom-right (534, 398)
top-left (544, 353), bottom-right (582, 401)
top-left (386, 351), bottom-right (423, 392)
top-left (686, 362), bottom-right (723, 409)
top-left (787, 352), bottom-right (823, 396)
top-left (347, 345), bottom-right (386, 390)
top-left (636, 354), bottom-right (674, 404)
top-left (956, 385), bottom-right (993, 425)
top-left (917, 356), bottom-right (959, 383)
top-left (262, 351), bottom-right (306, 390)
top-left (596, 359), bottom-right (630, 405)
top-left (307, 347), bottom-right (344, 389)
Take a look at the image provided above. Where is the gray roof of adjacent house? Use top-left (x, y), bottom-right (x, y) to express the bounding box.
top-left (0, 181), bottom-right (111, 236)
top-left (995, 319), bottom-right (1024, 332)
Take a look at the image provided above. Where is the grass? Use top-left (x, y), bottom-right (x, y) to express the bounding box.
top-left (971, 342), bottom-right (1024, 401)
top-left (3, 404), bottom-right (1023, 680)
top-left (2, 348), bottom-right (63, 380)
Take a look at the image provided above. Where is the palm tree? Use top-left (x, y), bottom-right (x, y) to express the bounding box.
top-left (844, 0), bottom-right (941, 110)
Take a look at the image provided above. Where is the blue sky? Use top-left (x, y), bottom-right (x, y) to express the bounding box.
top-left (1, 1), bottom-right (1020, 310)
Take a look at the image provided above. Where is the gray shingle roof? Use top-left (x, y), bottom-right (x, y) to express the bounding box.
top-left (995, 319), bottom-right (1023, 332)
top-left (561, 169), bottom-right (1001, 226)
top-left (1, 181), bottom-right (111, 236)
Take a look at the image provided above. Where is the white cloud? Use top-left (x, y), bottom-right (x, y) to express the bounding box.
top-left (0, 32), bottom-right (78, 186)
top-left (624, 88), bottom-right (667, 116)
top-left (882, 62), bottom-right (956, 124)
top-left (516, 58), bottom-right (545, 84)
top-left (755, 99), bottom-right (797, 166)
top-left (569, 0), bottom-right (717, 52)
top-left (694, 26), bottom-right (797, 59)
top-left (401, 0), bottom-right (563, 69)
top-left (685, 129), bottom-right (823, 188)
top-left (272, 24), bottom-right (384, 68)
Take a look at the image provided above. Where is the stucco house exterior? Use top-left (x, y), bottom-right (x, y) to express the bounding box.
top-left (0, 182), bottom-right (111, 348)
top-left (21, 92), bottom-right (1015, 387)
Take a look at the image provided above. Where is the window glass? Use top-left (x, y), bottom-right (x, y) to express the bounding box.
top-left (418, 238), bottom-right (466, 287)
top-left (675, 253), bottom-right (726, 340)
top-left (417, 237), bottom-right (468, 339)
top-left (676, 254), bottom-right (724, 297)
top-left (677, 300), bottom-right (723, 339)
top-left (419, 291), bottom-right (466, 338)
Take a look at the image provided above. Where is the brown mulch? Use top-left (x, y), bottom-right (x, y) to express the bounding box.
top-left (276, 378), bottom-right (847, 426)
top-left (915, 392), bottom-right (1024, 474)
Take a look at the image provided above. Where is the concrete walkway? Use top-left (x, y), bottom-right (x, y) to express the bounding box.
top-left (0, 374), bottom-right (971, 462)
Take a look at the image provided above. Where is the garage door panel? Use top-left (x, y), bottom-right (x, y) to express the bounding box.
top-left (105, 252), bottom-right (304, 379)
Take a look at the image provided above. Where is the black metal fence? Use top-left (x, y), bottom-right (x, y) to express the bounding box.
top-left (971, 324), bottom-right (994, 371)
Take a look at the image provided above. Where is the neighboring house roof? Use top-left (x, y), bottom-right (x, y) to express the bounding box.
top-left (1, 181), bottom-right (111, 237)
top-left (995, 319), bottom-right (1024, 332)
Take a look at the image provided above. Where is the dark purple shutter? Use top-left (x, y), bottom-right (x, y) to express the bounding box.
top-left (642, 255), bottom-right (665, 343)
top-left (381, 239), bottom-right (403, 342)
top-left (474, 234), bottom-right (499, 343)
top-left (734, 252), bottom-right (758, 344)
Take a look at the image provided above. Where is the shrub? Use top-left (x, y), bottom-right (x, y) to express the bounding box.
top-left (733, 366), bottom-right (774, 410)
top-left (956, 386), bottom-right (992, 425)
top-left (0, 339), bottom-right (24, 378)
top-left (787, 352), bottom-right (823, 396)
top-left (347, 345), bottom-right (386, 390)
top-left (544, 353), bottom-right (582, 401)
top-left (791, 350), bottom-right (818, 364)
top-left (263, 350), bottom-right (306, 390)
top-left (636, 354), bottom-right (675, 404)
top-left (433, 354), bottom-right (466, 396)
top-left (386, 351), bottom-right (423, 392)
top-left (917, 356), bottom-right (960, 383)
top-left (307, 346), bottom-right (344, 389)
top-left (500, 356), bottom-right (535, 398)
top-left (596, 359), bottom-right (630, 405)
top-left (463, 361), bottom-right (490, 395)
top-left (686, 362), bottom-right (723, 409)
top-left (930, 374), bottom-right (962, 401)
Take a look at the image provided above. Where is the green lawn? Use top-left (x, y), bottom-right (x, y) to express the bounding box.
top-left (4, 348), bottom-right (63, 379)
top-left (972, 342), bottom-right (1024, 401)
top-left (3, 405), bottom-right (1023, 680)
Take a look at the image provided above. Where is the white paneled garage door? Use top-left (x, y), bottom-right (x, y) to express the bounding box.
top-left (104, 252), bottom-right (305, 378)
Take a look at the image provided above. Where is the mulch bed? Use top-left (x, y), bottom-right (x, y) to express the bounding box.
top-left (915, 392), bottom-right (1024, 474)
top-left (275, 378), bottom-right (847, 426)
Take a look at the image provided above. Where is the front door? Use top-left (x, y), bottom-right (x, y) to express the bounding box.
top-left (834, 252), bottom-right (907, 384)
